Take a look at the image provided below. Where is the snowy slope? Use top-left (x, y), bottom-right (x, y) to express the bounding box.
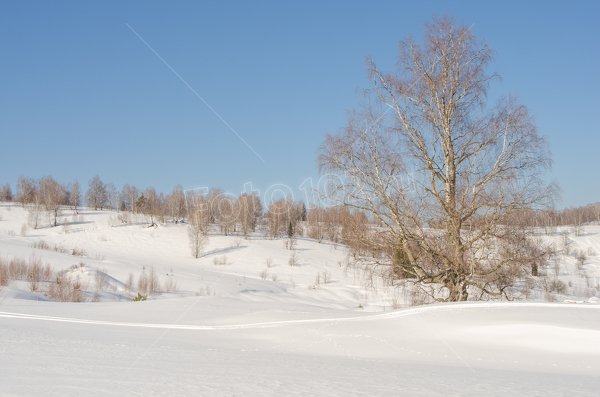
top-left (1, 203), bottom-right (599, 396)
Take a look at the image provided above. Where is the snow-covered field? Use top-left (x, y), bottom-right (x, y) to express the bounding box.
top-left (1, 203), bottom-right (599, 396)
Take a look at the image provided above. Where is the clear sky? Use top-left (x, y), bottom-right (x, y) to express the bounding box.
top-left (1, 0), bottom-right (598, 209)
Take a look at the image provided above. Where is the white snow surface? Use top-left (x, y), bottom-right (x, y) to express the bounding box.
top-left (0, 204), bottom-right (599, 396)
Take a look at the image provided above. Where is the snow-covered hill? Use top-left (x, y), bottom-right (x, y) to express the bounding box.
top-left (0, 203), bottom-right (599, 396)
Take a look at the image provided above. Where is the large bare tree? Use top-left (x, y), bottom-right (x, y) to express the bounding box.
top-left (318, 16), bottom-right (556, 302)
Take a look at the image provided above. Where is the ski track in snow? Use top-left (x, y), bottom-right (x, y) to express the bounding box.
top-left (1, 301), bottom-right (597, 331)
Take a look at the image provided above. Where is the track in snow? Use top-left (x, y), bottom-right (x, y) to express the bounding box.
top-left (1, 302), bottom-right (596, 331)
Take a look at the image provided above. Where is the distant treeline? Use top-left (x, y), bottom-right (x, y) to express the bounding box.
top-left (0, 176), bottom-right (370, 247)
top-left (1, 175), bottom-right (597, 243)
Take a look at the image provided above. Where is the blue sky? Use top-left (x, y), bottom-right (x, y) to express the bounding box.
top-left (0, 0), bottom-right (598, 208)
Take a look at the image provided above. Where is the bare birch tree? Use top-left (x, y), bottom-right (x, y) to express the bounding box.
top-left (0, 183), bottom-right (13, 202)
top-left (17, 175), bottom-right (37, 207)
top-left (38, 175), bottom-right (64, 227)
top-left (85, 175), bottom-right (107, 210)
top-left (188, 201), bottom-right (210, 258)
top-left (166, 185), bottom-right (187, 223)
top-left (237, 192), bottom-right (262, 238)
top-left (68, 179), bottom-right (81, 213)
top-left (318, 15), bottom-right (556, 302)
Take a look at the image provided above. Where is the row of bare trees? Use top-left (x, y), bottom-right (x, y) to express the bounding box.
top-left (5, 175), bottom-right (308, 239)
top-left (514, 203), bottom-right (600, 234)
top-left (13, 175), bottom-right (81, 228)
top-left (0, 183), bottom-right (12, 202)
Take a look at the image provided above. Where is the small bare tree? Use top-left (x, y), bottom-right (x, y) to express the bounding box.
top-left (124, 272), bottom-right (134, 295)
top-left (38, 175), bottom-right (64, 227)
top-left (17, 175), bottom-right (37, 207)
top-left (188, 207), bottom-right (209, 259)
top-left (237, 192), bottom-right (262, 238)
top-left (288, 252), bottom-right (299, 267)
top-left (166, 185), bottom-right (187, 223)
top-left (0, 183), bottom-right (13, 202)
top-left (68, 179), bottom-right (81, 213)
top-left (85, 175), bottom-right (107, 210)
top-left (27, 195), bottom-right (44, 230)
top-left (94, 267), bottom-right (108, 292)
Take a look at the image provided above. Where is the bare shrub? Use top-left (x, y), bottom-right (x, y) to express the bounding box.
top-left (118, 213), bottom-right (130, 224)
top-left (93, 253), bottom-right (105, 260)
top-left (70, 275), bottom-right (87, 302)
top-left (27, 254), bottom-right (44, 282)
top-left (560, 231), bottom-right (570, 255)
top-left (270, 273), bottom-right (278, 282)
top-left (288, 252), bottom-right (299, 267)
top-left (408, 287), bottom-right (429, 307)
top-left (553, 258), bottom-right (561, 278)
top-left (8, 257), bottom-right (28, 280)
top-left (46, 273), bottom-right (87, 302)
top-left (547, 279), bottom-right (567, 294)
top-left (212, 255), bottom-right (228, 266)
top-left (6, 230), bottom-right (15, 236)
top-left (544, 292), bottom-right (556, 302)
top-left (94, 267), bottom-right (108, 291)
top-left (571, 224), bottom-right (584, 237)
top-left (147, 267), bottom-right (161, 297)
top-left (27, 254), bottom-right (47, 293)
top-left (108, 216), bottom-right (119, 228)
top-left (47, 271), bottom-right (69, 301)
top-left (576, 251), bottom-right (587, 274)
top-left (522, 277), bottom-right (536, 299)
top-left (322, 271), bottom-right (331, 284)
top-left (54, 245), bottom-right (69, 254)
top-left (388, 288), bottom-right (402, 310)
top-left (259, 269), bottom-right (269, 280)
top-left (1, 255), bottom-right (80, 299)
top-left (283, 235), bottom-right (298, 250)
top-left (41, 263), bottom-right (53, 281)
top-left (231, 238), bottom-right (242, 248)
top-left (138, 269), bottom-right (149, 295)
top-left (196, 284), bottom-right (215, 296)
top-left (0, 257), bottom-right (10, 287)
top-left (31, 240), bottom-right (50, 251)
top-left (266, 257), bottom-right (273, 268)
top-left (124, 272), bottom-right (134, 295)
top-left (61, 218), bottom-right (70, 234)
top-left (164, 275), bottom-right (179, 292)
top-left (30, 240), bottom-right (87, 258)
top-left (20, 223), bottom-right (28, 237)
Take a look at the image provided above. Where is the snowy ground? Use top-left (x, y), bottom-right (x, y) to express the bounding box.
top-left (1, 203), bottom-right (599, 396)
